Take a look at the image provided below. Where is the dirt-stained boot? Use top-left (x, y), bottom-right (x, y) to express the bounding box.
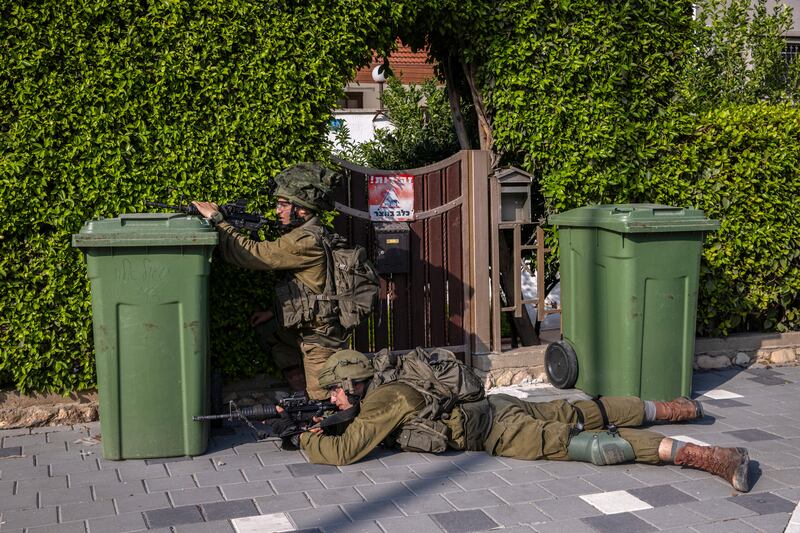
top-left (674, 443), bottom-right (750, 492)
top-left (653, 397), bottom-right (704, 422)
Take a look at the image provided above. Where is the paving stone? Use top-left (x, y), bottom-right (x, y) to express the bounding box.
top-left (539, 477), bottom-right (602, 497)
top-left (429, 509), bottom-right (499, 533)
top-left (628, 484), bottom-right (699, 507)
top-left (285, 462), bottom-right (339, 477)
top-left (581, 512), bottom-right (657, 533)
top-left (534, 496), bottom-right (602, 520)
top-left (220, 480), bottom-right (275, 500)
top-left (255, 449), bottom-right (304, 465)
top-left (684, 497), bottom-right (758, 520)
top-left (627, 465), bottom-right (694, 485)
top-left (288, 505), bottom-right (351, 529)
top-left (379, 452), bottom-right (431, 467)
top-left (377, 514), bottom-right (446, 533)
top-left (704, 399), bottom-right (750, 408)
top-left (689, 519), bottom-right (762, 532)
top-left (633, 504), bottom-right (708, 529)
top-left (483, 503), bottom-right (550, 526)
top-left (50, 459), bottom-right (101, 476)
top-left (443, 488), bottom-right (505, 510)
top-left (27, 521), bottom-right (87, 533)
top-left (530, 517), bottom-right (599, 532)
top-left (208, 453), bottom-right (262, 471)
top-left (491, 483), bottom-right (553, 504)
top-left (253, 492), bottom-right (313, 513)
top-left (144, 504), bottom-right (205, 528)
top-left (114, 492), bottom-right (172, 513)
top-left (450, 472), bottom-right (509, 490)
top-left (145, 474), bottom-right (197, 491)
top-left (15, 475), bottom-right (68, 493)
top-left (202, 498), bottom-right (259, 520)
top-left (165, 458), bottom-right (217, 476)
top-left (59, 499), bottom-right (116, 522)
top-left (145, 456), bottom-right (193, 465)
top-left (581, 471), bottom-right (647, 492)
top-left (3, 434), bottom-right (47, 447)
top-left (318, 471), bottom-right (372, 488)
top-left (748, 375), bottom-right (791, 386)
top-left (356, 481), bottom-right (415, 502)
top-left (306, 486), bottom-right (365, 506)
top-left (240, 464), bottom-right (293, 481)
top-left (740, 511), bottom-right (793, 531)
top-left (393, 493), bottom-right (456, 515)
top-left (169, 485), bottom-right (224, 506)
top-left (341, 500), bottom-right (405, 521)
top-left (194, 468), bottom-right (246, 487)
top-left (536, 461), bottom-right (597, 478)
top-left (404, 476), bottom-right (462, 495)
top-left (270, 475), bottom-right (324, 493)
top-left (409, 461), bottom-right (465, 478)
top-left (47, 430), bottom-right (90, 443)
top-left (726, 428), bottom-right (783, 442)
top-left (450, 453), bottom-right (510, 473)
top-left (362, 466), bottom-right (418, 484)
top-left (0, 428), bottom-right (30, 438)
top-left (69, 468), bottom-right (120, 487)
top-left (86, 511), bottom-right (148, 533)
top-left (91, 480), bottom-right (146, 499)
top-left (0, 446), bottom-right (23, 458)
top-left (175, 519), bottom-right (236, 532)
top-left (495, 466), bottom-right (554, 485)
top-left (727, 491), bottom-right (796, 515)
top-left (0, 507), bottom-right (59, 529)
top-left (321, 519), bottom-right (383, 533)
top-left (673, 477), bottom-right (744, 501)
top-left (113, 462), bottom-right (170, 481)
top-left (0, 491), bottom-right (38, 512)
top-left (40, 485), bottom-right (93, 506)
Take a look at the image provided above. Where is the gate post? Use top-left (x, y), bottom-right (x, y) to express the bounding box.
top-left (465, 150), bottom-right (492, 358)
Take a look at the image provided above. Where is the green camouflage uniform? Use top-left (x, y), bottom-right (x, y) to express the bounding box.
top-left (301, 382), bottom-right (663, 465)
top-left (215, 216), bottom-right (348, 399)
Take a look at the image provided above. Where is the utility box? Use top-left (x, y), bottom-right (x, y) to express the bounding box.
top-left (72, 213), bottom-right (218, 460)
top-left (547, 204), bottom-right (719, 400)
top-left (374, 222), bottom-right (410, 274)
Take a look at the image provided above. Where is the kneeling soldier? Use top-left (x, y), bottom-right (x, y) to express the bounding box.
top-left (296, 350), bottom-right (751, 492)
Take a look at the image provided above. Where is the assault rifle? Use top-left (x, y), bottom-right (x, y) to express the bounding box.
top-left (146, 199), bottom-right (274, 239)
top-left (192, 393), bottom-right (336, 442)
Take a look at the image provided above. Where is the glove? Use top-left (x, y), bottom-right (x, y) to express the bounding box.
top-left (281, 434), bottom-right (301, 451)
top-left (270, 413), bottom-right (299, 438)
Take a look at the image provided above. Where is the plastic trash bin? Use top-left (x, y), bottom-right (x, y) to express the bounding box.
top-left (546, 204), bottom-right (719, 400)
top-left (72, 213), bottom-right (218, 460)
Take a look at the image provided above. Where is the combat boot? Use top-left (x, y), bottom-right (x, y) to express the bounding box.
top-left (674, 443), bottom-right (750, 492)
top-left (653, 397), bottom-right (704, 422)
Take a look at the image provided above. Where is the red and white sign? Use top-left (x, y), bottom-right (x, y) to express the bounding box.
top-left (368, 174), bottom-right (415, 221)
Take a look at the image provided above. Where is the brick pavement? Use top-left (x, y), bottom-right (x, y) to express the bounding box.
top-left (1, 365), bottom-right (798, 532)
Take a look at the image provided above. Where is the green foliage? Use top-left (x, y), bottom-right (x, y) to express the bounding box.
top-left (681, 0), bottom-right (800, 110)
top-left (0, 0), bottom-right (401, 393)
top-left (332, 78), bottom-right (464, 169)
top-left (646, 104), bottom-right (800, 336)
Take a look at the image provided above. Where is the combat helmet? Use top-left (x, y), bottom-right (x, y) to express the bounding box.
top-left (318, 349), bottom-right (374, 394)
top-left (272, 162), bottom-right (341, 212)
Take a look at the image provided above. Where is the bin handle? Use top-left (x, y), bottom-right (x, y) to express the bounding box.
top-left (652, 207), bottom-right (684, 215)
top-left (611, 207), bottom-right (633, 214)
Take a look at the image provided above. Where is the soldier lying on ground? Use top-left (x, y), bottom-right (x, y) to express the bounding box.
top-left (278, 349), bottom-right (751, 492)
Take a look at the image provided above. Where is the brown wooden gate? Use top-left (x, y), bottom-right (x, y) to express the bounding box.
top-left (332, 151), bottom-right (492, 362)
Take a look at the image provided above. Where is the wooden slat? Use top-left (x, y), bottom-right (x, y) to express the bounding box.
top-left (390, 273), bottom-right (410, 350)
top-left (445, 161), bottom-right (464, 347)
top-left (350, 172), bottom-right (372, 350)
top-left (427, 169), bottom-right (446, 347)
top-left (409, 171), bottom-right (427, 349)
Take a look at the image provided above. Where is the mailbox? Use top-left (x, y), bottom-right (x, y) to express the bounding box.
top-left (496, 167), bottom-right (533, 223)
top-left (374, 222), bottom-right (410, 274)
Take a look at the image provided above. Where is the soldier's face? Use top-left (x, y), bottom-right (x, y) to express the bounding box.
top-left (275, 198), bottom-right (293, 225)
top-left (329, 386), bottom-right (353, 410)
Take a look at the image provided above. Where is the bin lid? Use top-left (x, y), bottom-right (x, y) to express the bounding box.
top-left (72, 213), bottom-right (219, 248)
top-left (548, 204), bottom-right (720, 234)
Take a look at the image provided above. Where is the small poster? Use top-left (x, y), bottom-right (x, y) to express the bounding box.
top-left (368, 174), bottom-right (415, 221)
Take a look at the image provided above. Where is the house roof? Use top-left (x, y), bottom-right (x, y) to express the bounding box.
top-left (354, 44), bottom-right (437, 84)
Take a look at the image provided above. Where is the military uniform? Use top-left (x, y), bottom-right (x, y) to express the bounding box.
top-left (301, 382), bottom-right (663, 465)
top-left (215, 216), bottom-right (348, 399)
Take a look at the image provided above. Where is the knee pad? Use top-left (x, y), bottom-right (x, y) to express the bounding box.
top-left (567, 430), bottom-right (635, 465)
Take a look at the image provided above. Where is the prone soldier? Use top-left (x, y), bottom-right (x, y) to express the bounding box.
top-left (292, 350), bottom-right (751, 492)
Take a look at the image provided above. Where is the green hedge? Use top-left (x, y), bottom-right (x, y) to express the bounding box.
top-left (0, 1), bottom-right (401, 393)
top-left (646, 104), bottom-right (800, 336)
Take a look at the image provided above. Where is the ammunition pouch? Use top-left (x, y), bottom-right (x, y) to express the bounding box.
top-left (566, 429), bottom-right (635, 466)
top-left (460, 399), bottom-right (493, 451)
top-left (390, 417), bottom-right (451, 454)
top-left (275, 278), bottom-right (336, 329)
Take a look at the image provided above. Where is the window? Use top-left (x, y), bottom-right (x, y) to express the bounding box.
top-left (336, 91), bottom-right (364, 109)
top-left (782, 40), bottom-right (800, 65)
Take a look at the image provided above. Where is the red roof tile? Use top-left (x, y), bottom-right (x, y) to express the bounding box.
top-left (354, 43), bottom-right (437, 84)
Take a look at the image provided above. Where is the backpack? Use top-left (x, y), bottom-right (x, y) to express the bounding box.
top-left (371, 347), bottom-right (490, 453)
top-left (317, 232), bottom-right (380, 330)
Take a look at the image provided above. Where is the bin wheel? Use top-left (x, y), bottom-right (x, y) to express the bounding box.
top-left (545, 340), bottom-right (578, 389)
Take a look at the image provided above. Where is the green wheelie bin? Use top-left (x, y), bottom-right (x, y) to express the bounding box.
top-left (73, 213), bottom-right (218, 460)
top-left (546, 204), bottom-right (719, 400)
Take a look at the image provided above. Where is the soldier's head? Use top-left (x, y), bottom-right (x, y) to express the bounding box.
top-left (271, 162), bottom-right (341, 229)
top-left (318, 349), bottom-right (373, 409)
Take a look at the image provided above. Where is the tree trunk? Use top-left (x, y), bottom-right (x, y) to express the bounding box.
top-left (462, 62), bottom-right (495, 165)
top-left (443, 55), bottom-right (471, 150)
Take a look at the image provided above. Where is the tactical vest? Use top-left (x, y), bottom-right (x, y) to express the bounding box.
top-left (371, 347), bottom-right (493, 454)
